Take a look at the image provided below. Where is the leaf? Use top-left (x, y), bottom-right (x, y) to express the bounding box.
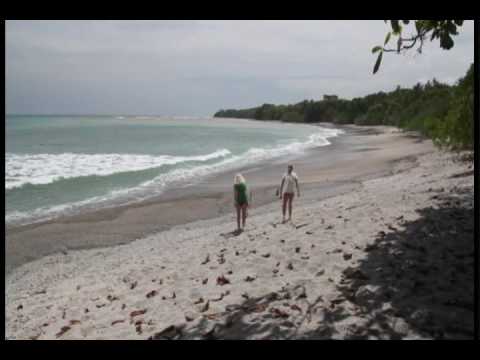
top-left (372, 45), bottom-right (382, 54)
top-left (384, 32), bottom-right (391, 46)
top-left (390, 20), bottom-right (401, 34)
top-left (373, 51), bottom-right (383, 74)
top-left (440, 34), bottom-right (454, 50)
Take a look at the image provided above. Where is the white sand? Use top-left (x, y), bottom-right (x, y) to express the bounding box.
top-left (5, 135), bottom-right (474, 340)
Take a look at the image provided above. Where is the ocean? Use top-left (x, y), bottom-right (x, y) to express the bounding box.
top-left (5, 115), bottom-right (343, 226)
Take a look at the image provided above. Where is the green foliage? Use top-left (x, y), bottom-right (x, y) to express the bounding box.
top-left (373, 20), bottom-right (466, 73)
top-left (213, 64), bottom-right (474, 150)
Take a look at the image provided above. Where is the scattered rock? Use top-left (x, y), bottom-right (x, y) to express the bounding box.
top-left (202, 278), bottom-right (208, 285)
top-left (354, 285), bottom-right (382, 306)
top-left (343, 253), bottom-right (353, 260)
top-left (316, 269), bottom-right (325, 277)
top-left (185, 313), bottom-right (197, 322)
top-left (130, 309), bottom-right (147, 318)
top-left (16, 304), bottom-right (23, 311)
top-left (326, 225), bottom-right (334, 230)
top-left (69, 320), bottom-right (81, 325)
top-left (201, 255), bottom-right (210, 265)
top-left (194, 297), bottom-right (204, 304)
top-left (262, 253), bottom-right (271, 258)
top-left (245, 276), bottom-right (256, 282)
top-left (107, 294), bottom-right (119, 302)
top-left (287, 263), bottom-right (294, 270)
top-left (56, 326), bottom-right (71, 338)
top-left (130, 281), bottom-right (138, 290)
top-left (343, 267), bottom-right (369, 280)
top-left (146, 290), bottom-right (158, 299)
top-left (295, 247), bottom-right (301, 253)
top-left (365, 243), bottom-right (378, 252)
top-left (271, 308), bottom-right (289, 319)
top-left (306, 231), bottom-right (313, 235)
top-left (121, 304), bottom-right (126, 310)
top-left (391, 317), bottom-right (410, 336)
top-left (148, 325), bottom-right (182, 340)
top-left (217, 275), bottom-right (230, 286)
top-left (199, 300), bottom-right (210, 313)
top-left (290, 304), bottom-right (302, 313)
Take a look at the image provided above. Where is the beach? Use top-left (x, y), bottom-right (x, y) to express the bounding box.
top-left (5, 125), bottom-right (474, 340)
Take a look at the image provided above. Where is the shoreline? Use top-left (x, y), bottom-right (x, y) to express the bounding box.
top-left (5, 125), bottom-right (473, 339)
top-left (5, 125), bottom-right (434, 275)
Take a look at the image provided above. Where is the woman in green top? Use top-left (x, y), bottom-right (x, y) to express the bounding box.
top-left (234, 173), bottom-right (249, 232)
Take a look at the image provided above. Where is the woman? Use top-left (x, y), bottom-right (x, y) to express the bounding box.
top-left (233, 173), bottom-right (249, 232)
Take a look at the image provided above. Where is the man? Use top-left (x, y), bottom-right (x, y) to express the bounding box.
top-left (279, 164), bottom-right (300, 223)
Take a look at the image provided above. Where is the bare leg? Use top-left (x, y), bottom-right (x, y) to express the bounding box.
top-left (242, 205), bottom-right (247, 228)
top-left (288, 196), bottom-right (293, 220)
top-left (236, 205), bottom-right (241, 231)
top-left (282, 196), bottom-right (288, 222)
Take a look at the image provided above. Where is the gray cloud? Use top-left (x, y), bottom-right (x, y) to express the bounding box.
top-left (6, 20), bottom-right (474, 116)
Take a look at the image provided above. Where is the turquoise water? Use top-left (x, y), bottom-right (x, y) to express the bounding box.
top-left (6, 115), bottom-right (342, 225)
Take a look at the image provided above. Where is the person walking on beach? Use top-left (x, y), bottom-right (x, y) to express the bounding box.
top-left (234, 173), bottom-right (249, 233)
top-left (279, 165), bottom-right (300, 223)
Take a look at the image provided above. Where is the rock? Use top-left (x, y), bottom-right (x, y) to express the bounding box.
top-left (130, 309), bottom-right (147, 318)
top-left (111, 319), bottom-right (125, 326)
top-left (295, 247), bottom-right (301, 253)
top-left (316, 269), bottom-right (325, 277)
top-left (306, 231), bottom-right (313, 235)
top-left (55, 326), bottom-right (71, 338)
top-left (148, 325), bottom-right (182, 340)
top-left (216, 275), bottom-right (230, 286)
top-left (201, 254), bottom-right (210, 265)
top-left (343, 253), bottom-right (353, 260)
top-left (194, 297), bottom-right (204, 304)
top-left (199, 300), bottom-right (210, 313)
top-left (391, 317), bottom-right (410, 336)
top-left (365, 243), bottom-right (378, 252)
top-left (202, 278), bottom-right (208, 285)
top-left (326, 225), bottom-right (334, 230)
top-left (146, 290), bottom-right (158, 298)
top-left (410, 309), bottom-right (433, 328)
top-left (185, 312), bottom-right (197, 322)
top-left (287, 263), bottom-right (294, 270)
top-left (270, 307), bottom-right (289, 319)
top-left (245, 276), bottom-right (256, 282)
top-left (354, 285), bottom-right (382, 306)
top-left (262, 253), bottom-right (271, 258)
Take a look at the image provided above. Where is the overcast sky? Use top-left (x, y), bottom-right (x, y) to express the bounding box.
top-left (6, 20), bottom-right (475, 116)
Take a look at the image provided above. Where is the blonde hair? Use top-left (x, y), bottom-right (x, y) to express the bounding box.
top-left (234, 173), bottom-right (246, 185)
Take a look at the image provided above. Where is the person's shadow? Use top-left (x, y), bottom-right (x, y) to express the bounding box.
top-left (220, 229), bottom-right (243, 238)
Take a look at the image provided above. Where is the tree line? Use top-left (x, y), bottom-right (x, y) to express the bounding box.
top-left (214, 63), bottom-right (473, 150)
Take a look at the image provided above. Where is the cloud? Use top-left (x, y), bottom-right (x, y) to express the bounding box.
top-left (6, 20), bottom-right (474, 116)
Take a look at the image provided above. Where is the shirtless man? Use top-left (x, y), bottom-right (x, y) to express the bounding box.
top-left (279, 165), bottom-right (300, 223)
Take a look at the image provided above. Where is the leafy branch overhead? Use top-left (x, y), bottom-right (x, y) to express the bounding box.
top-left (372, 20), bottom-right (465, 74)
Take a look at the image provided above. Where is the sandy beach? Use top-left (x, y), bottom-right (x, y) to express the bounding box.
top-left (5, 125), bottom-right (474, 340)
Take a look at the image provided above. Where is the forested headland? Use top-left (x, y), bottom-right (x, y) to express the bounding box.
top-left (214, 63), bottom-right (474, 150)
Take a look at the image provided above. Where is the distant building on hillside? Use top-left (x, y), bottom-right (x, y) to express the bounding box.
top-left (323, 94), bottom-right (338, 101)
